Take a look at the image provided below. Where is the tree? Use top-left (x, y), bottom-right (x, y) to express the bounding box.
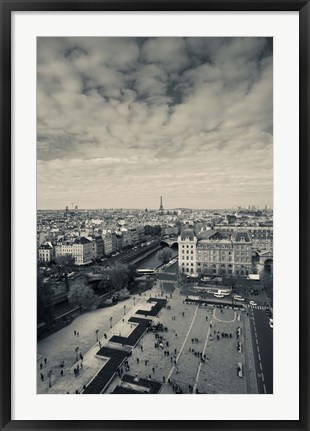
top-left (68, 279), bottom-right (99, 311)
top-left (175, 220), bottom-right (183, 234)
top-left (144, 225), bottom-right (152, 236)
top-left (126, 264), bottom-right (137, 288)
top-left (260, 270), bottom-right (273, 297)
top-left (153, 225), bottom-right (162, 237)
top-left (37, 260), bottom-right (52, 274)
top-left (144, 224), bottom-right (162, 237)
top-left (53, 255), bottom-right (76, 291)
top-left (37, 274), bottom-right (55, 324)
top-left (97, 270), bottom-right (113, 294)
top-left (98, 263), bottom-right (136, 294)
top-left (158, 248), bottom-right (173, 264)
top-left (108, 263), bottom-right (129, 291)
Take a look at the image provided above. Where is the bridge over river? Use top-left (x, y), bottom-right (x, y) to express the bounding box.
top-left (86, 241), bottom-right (178, 282)
top-left (113, 238), bottom-right (178, 268)
top-left (160, 238), bottom-right (178, 247)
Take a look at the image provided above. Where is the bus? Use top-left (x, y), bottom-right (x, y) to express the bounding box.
top-left (246, 274), bottom-right (260, 281)
top-left (136, 269), bottom-right (155, 275)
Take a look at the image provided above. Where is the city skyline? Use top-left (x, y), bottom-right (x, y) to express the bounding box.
top-left (38, 193), bottom-right (272, 211)
top-left (37, 37), bottom-right (273, 210)
top-left (38, 204), bottom-right (272, 211)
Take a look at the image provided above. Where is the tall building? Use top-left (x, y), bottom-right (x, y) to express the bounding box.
top-left (72, 237), bottom-right (93, 265)
top-left (37, 231), bottom-right (46, 248)
top-left (90, 235), bottom-right (104, 259)
top-left (178, 229), bottom-right (197, 275)
top-left (178, 229), bottom-right (253, 277)
top-left (159, 196), bottom-right (164, 211)
top-left (102, 232), bottom-right (113, 256)
top-left (54, 237), bottom-right (93, 265)
top-left (38, 242), bottom-right (54, 262)
top-left (215, 225), bottom-right (273, 252)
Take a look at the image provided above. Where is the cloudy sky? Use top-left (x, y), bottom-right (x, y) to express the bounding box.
top-left (37, 37), bottom-right (273, 210)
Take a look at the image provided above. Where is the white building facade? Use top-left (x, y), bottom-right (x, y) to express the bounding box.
top-left (178, 229), bottom-right (253, 277)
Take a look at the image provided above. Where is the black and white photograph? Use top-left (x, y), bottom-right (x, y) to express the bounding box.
top-left (36, 36), bottom-right (273, 395)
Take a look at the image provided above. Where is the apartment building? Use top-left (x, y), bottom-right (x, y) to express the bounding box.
top-left (178, 229), bottom-right (253, 277)
top-left (38, 242), bottom-right (54, 262)
top-left (54, 237), bottom-right (93, 265)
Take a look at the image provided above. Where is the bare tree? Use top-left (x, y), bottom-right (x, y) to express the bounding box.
top-left (54, 255), bottom-right (76, 291)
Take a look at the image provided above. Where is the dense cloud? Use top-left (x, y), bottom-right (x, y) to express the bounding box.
top-left (37, 37), bottom-right (273, 209)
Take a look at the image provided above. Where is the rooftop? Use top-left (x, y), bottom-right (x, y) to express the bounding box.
top-left (180, 229), bottom-right (195, 240)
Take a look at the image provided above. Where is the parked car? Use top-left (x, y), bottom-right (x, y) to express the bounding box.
top-left (249, 300), bottom-right (257, 306)
top-left (201, 276), bottom-right (211, 282)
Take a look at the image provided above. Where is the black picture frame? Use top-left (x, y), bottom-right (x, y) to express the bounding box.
top-left (1, 1), bottom-right (309, 430)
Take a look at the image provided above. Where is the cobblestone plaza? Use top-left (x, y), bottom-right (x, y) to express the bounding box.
top-left (37, 278), bottom-right (258, 394)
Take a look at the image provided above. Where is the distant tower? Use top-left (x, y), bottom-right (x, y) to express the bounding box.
top-left (75, 205), bottom-right (78, 211)
top-left (65, 206), bottom-right (68, 212)
top-left (159, 196), bottom-right (164, 211)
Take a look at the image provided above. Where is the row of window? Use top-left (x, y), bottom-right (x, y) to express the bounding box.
top-left (195, 268), bottom-right (249, 275)
top-left (181, 256), bottom-right (250, 263)
top-left (197, 245), bottom-right (251, 250)
top-left (196, 262), bottom-right (250, 268)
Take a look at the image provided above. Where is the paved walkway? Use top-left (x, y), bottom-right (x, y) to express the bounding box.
top-left (37, 282), bottom-right (258, 394)
top-left (37, 293), bottom-right (152, 393)
top-left (108, 292), bottom-right (257, 394)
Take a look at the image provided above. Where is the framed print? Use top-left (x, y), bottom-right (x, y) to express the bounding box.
top-left (1, 1), bottom-right (309, 430)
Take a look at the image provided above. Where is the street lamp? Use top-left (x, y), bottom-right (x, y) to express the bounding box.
top-left (107, 276), bottom-right (111, 298)
top-left (75, 346), bottom-right (79, 362)
top-left (47, 370), bottom-right (52, 388)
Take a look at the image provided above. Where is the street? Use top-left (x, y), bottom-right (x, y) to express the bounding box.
top-left (250, 307), bottom-right (273, 393)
